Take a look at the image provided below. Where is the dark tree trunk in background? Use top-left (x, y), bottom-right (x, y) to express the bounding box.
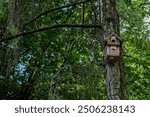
top-left (96, 0), bottom-right (128, 99)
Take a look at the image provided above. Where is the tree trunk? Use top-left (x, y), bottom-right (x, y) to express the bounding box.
top-left (98, 0), bottom-right (128, 99)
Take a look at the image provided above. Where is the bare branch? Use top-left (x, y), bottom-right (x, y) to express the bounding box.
top-left (23, 0), bottom-right (91, 28)
top-left (0, 24), bottom-right (102, 42)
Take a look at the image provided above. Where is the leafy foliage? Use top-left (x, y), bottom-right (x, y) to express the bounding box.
top-left (118, 0), bottom-right (150, 99)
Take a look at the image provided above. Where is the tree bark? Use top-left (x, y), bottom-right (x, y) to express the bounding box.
top-left (99, 0), bottom-right (128, 99)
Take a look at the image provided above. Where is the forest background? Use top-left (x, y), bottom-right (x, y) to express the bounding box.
top-left (0, 0), bottom-right (150, 100)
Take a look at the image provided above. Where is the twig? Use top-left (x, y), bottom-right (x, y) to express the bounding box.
top-left (23, 0), bottom-right (91, 28)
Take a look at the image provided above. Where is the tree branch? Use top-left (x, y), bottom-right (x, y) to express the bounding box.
top-left (1, 24), bottom-right (102, 41)
top-left (23, 0), bottom-right (91, 28)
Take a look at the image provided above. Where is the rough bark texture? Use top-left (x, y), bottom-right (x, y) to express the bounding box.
top-left (99, 0), bottom-right (128, 99)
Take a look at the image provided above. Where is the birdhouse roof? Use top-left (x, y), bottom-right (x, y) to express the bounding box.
top-left (105, 33), bottom-right (121, 46)
top-left (107, 33), bottom-right (121, 42)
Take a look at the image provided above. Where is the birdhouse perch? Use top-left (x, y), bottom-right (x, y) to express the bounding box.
top-left (104, 33), bottom-right (121, 62)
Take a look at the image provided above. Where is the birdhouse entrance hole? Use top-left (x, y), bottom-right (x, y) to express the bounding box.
top-left (111, 36), bottom-right (116, 42)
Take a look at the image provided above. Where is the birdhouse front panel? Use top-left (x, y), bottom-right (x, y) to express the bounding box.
top-left (105, 46), bottom-right (120, 61)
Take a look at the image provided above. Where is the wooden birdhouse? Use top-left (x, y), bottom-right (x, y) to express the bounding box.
top-left (105, 33), bottom-right (121, 62)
